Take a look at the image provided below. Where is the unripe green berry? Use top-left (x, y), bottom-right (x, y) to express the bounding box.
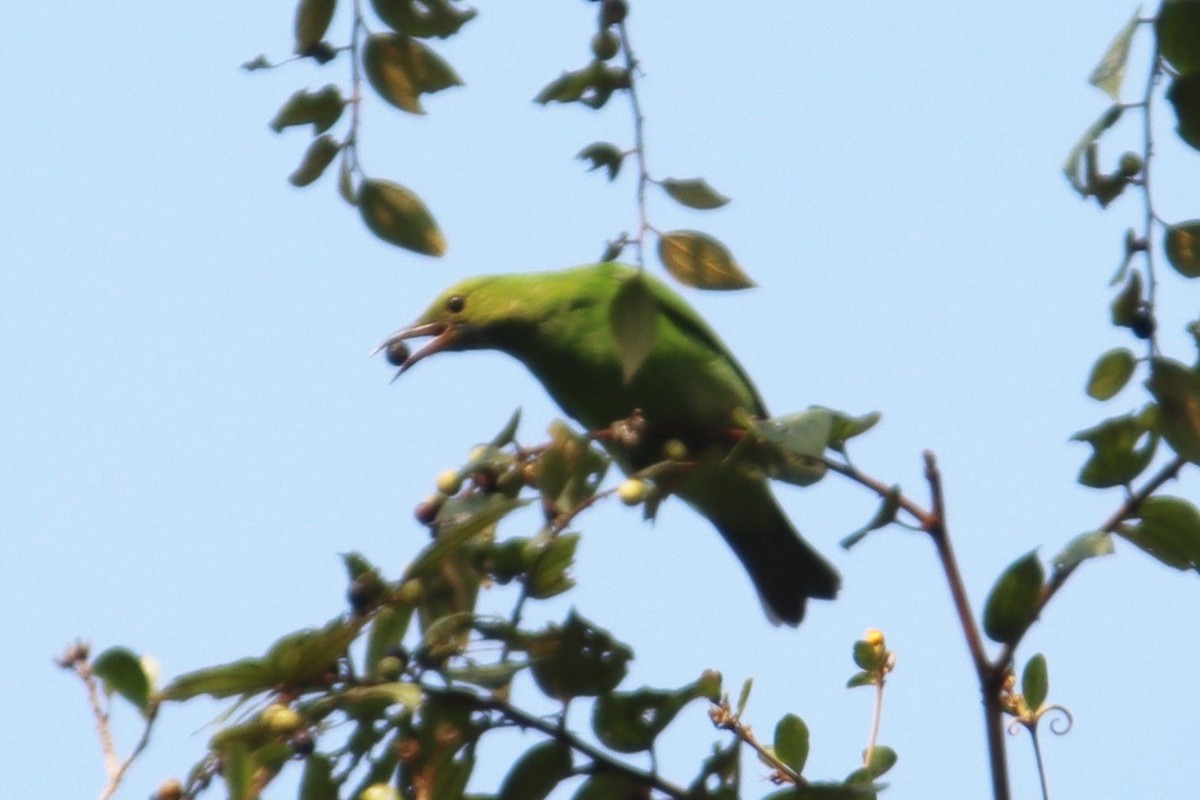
top-left (591, 28), bottom-right (620, 60)
top-left (397, 579), bottom-right (422, 604)
top-left (1118, 151), bottom-right (1143, 177)
top-left (662, 438), bottom-right (688, 461)
top-left (376, 655), bottom-right (404, 681)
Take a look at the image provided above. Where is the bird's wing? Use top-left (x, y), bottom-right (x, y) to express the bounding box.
top-left (643, 274), bottom-right (770, 418)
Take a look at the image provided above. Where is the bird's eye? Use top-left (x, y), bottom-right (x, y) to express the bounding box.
top-left (446, 295), bottom-right (466, 314)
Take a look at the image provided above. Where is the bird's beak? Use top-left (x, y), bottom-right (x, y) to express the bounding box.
top-left (376, 321), bottom-right (458, 379)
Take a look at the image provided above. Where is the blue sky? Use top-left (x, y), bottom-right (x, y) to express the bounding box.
top-left (5, 1), bottom-right (1199, 798)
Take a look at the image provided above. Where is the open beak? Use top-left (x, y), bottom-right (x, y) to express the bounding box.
top-left (376, 321), bottom-right (458, 379)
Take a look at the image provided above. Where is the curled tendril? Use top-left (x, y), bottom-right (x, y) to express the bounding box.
top-left (1043, 705), bottom-right (1074, 735)
top-left (1006, 704), bottom-right (1074, 737)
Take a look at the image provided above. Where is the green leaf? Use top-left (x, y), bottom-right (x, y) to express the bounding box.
top-left (571, 773), bottom-right (644, 800)
top-left (846, 670), bottom-right (878, 689)
top-left (533, 61), bottom-right (629, 108)
top-left (527, 533), bottom-right (579, 599)
top-left (826, 409), bottom-right (882, 453)
top-left (299, 753), bottom-right (338, 800)
top-left (736, 677), bottom-right (753, 717)
top-left (220, 743), bottom-right (253, 800)
top-left (840, 486), bottom-right (901, 549)
top-left (657, 229), bottom-right (754, 290)
top-left (1086, 347), bottom-right (1137, 400)
top-left (1052, 530), bottom-right (1115, 571)
top-left (371, 0), bottom-right (476, 38)
top-left (270, 85), bottom-right (344, 134)
top-left (852, 640), bottom-right (882, 671)
top-left (1022, 654), bottom-right (1049, 712)
top-left (863, 745), bottom-right (897, 778)
top-left (409, 495), bottom-right (520, 579)
top-left (1089, 10), bottom-right (1140, 100)
top-left (263, 618), bottom-right (359, 687)
top-left (342, 551), bottom-right (380, 583)
top-left (294, 0), bottom-right (336, 54)
top-left (339, 682), bottom-right (423, 712)
top-left (363, 33), bottom-right (462, 114)
top-left (365, 604), bottom-right (414, 679)
top-left (982, 551), bottom-right (1044, 644)
top-left (289, 134), bottom-right (341, 187)
top-left (337, 155), bottom-right (357, 205)
top-left (535, 422), bottom-right (609, 516)
top-left (785, 781), bottom-right (883, 799)
top-left (1165, 221), bottom-right (1200, 278)
top-left (732, 408), bottom-right (831, 487)
top-left (577, 142), bottom-right (624, 180)
top-left (1071, 411), bottom-right (1157, 488)
top-left (688, 739), bottom-right (740, 800)
top-left (496, 741), bottom-right (572, 800)
top-left (162, 657), bottom-right (270, 701)
top-left (1147, 357), bottom-right (1200, 463)
top-left (1158, 0), bottom-right (1200, 75)
top-left (242, 54), bottom-right (273, 71)
top-left (1122, 495), bottom-right (1200, 571)
top-left (773, 714), bottom-right (809, 775)
top-left (442, 660), bottom-right (528, 689)
top-left (593, 678), bottom-right (708, 753)
top-left (1110, 269), bottom-right (1143, 327)
top-left (1063, 105), bottom-right (1124, 195)
top-left (358, 178), bottom-right (446, 256)
top-left (609, 273), bottom-right (658, 382)
top-left (527, 611), bottom-right (632, 701)
top-left (91, 647), bottom-right (152, 714)
top-left (660, 177), bottom-right (731, 210)
top-left (1167, 73), bottom-right (1200, 151)
top-left (490, 408), bottom-right (523, 448)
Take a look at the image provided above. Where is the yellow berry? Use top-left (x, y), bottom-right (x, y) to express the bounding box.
top-left (435, 469), bottom-right (463, 495)
top-left (360, 783), bottom-right (400, 800)
top-left (617, 478), bottom-right (649, 506)
top-left (864, 628), bottom-right (885, 648)
top-left (262, 703), bottom-right (303, 734)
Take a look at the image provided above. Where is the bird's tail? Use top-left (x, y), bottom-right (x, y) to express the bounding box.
top-left (682, 467), bottom-right (840, 626)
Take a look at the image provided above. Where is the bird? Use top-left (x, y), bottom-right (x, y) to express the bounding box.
top-left (381, 262), bottom-right (839, 625)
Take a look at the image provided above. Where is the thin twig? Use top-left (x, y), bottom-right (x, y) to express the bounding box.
top-left (993, 454), bottom-right (1187, 669)
top-left (709, 701), bottom-right (802, 786)
top-left (918, 453), bottom-right (1010, 800)
top-left (430, 686), bottom-right (689, 799)
top-left (820, 456), bottom-right (930, 528)
top-left (57, 643), bottom-right (158, 800)
top-left (618, 20), bottom-right (650, 266)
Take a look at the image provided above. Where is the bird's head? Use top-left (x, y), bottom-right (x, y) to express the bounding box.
top-left (378, 274), bottom-right (534, 376)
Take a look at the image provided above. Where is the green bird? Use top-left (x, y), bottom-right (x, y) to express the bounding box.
top-left (382, 262), bottom-right (839, 625)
